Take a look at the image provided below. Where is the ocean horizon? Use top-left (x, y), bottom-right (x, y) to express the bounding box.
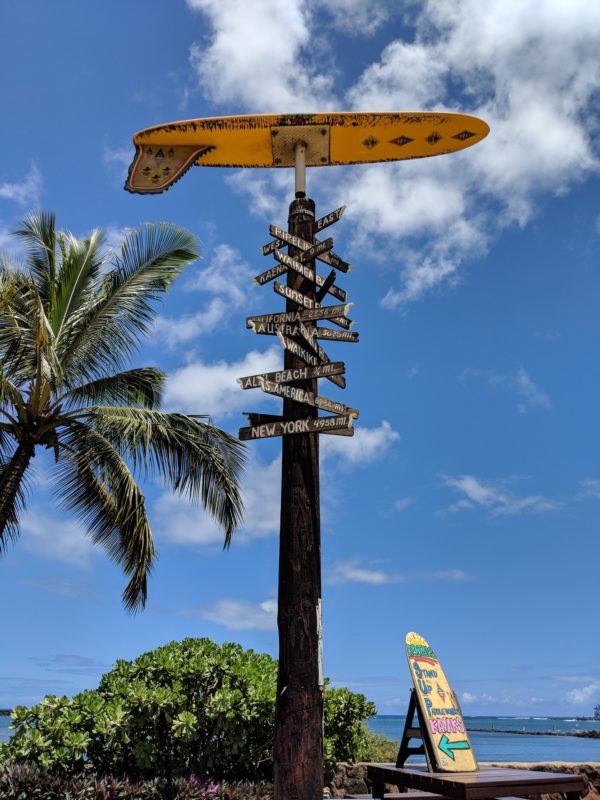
top-left (1, 713), bottom-right (598, 762)
top-left (367, 715), bottom-right (600, 763)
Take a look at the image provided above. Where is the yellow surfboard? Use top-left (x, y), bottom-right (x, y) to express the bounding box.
top-left (125, 111), bottom-right (489, 194)
top-left (406, 631), bottom-right (478, 772)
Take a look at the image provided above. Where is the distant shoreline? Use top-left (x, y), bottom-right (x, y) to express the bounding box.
top-left (468, 727), bottom-right (600, 739)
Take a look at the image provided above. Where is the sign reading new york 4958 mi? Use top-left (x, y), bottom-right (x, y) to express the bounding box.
top-left (405, 632), bottom-right (477, 772)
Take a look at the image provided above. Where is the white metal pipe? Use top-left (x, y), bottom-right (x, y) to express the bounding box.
top-left (295, 140), bottom-right (307, 197)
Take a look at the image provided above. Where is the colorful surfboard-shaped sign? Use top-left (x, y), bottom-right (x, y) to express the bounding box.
top-left (405, 632), bottom-right (478, 772)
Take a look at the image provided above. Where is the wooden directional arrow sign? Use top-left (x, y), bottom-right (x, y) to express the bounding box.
top-left (277, 332), bottom-right (321, 367)
top-left (314, 327), bottom-right (359, 342)
top-left (266, 253), bottom-right (347, 301)
top-left (243, 412), bottom-right (353, 436)
top-left (274, 281), bottom-right (319, 309)
top-left (273, 249), bottom-right (315, 281)
top-left (253, 262), bottom-right (287, 286)
top-left (237, 362), bottom-right (345, 389)
top-left (239, 413), bottom-right (355, 440)
top-left (267, 226), bottom-right (351, 273)
top-left (246, 303), bottom-right (353, 329)
top-left (276, 332), bottom-right (346, 389)
top-left (258, 378), bottom-right (359, 418)
top-left (314, 206), bottom-right (346, 233)
top-left (299, 238), bottom-right (333, 263)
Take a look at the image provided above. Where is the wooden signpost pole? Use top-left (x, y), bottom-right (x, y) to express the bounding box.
top-left (125, 110), bottom-right (489, 800)
top-left (273, 142), bottom-right (323, 800)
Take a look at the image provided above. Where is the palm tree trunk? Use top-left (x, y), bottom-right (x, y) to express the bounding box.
top-left (0, 442), bottom-right (34, 540)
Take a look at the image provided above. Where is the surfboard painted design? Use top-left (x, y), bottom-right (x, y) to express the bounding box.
top-left (125, 111), bottom-right (489, 194)
top-left (405, 631), bottom-right (478, 772)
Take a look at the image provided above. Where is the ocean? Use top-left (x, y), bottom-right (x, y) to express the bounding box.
top-left (368, 716), bottom-right (600, 762)
top-left (0, 714), bottom-right (598, 762)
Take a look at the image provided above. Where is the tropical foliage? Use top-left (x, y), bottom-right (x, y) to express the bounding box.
top-left (0, 763), bottom-right (272, 800)
top-left (0, 212), bottom-right (245, 609)
top-left (0, 638), bottom-right (382, 780)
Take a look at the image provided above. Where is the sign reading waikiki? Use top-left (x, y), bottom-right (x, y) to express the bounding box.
top-left (405, 632), bottom-right (478, 772)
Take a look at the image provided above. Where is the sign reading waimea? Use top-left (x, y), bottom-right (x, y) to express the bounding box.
top-left (238, 207), bottom-right (359, 439)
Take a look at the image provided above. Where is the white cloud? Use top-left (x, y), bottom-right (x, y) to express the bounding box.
top-left (154, 453), bottom-right (281, 547)
top-left (164, 346), bottom-right (280, 418)
top-left (427, 569), bottom-right (473, 581)
top-left (20, 509), bottom-right (94, 568)
top-left (565, 681), bottom-right (600, 705)
top-left (326, 559), bottom-right (403, 586)
top-left (156, 244), bottom-right (252, 347)
top-left (441, 474), bottom-right (562, 516)
top-left (202, 597), bottom-right (277, 630)
top-left (186, 0), bottom-right (334, 111)
top-left (0, 163), bottom-right (42, 207)
top-left (578, 478), bottom-right (600, 500)
top-left (318, 0), bottom-right (392, 35)
top-left (102, 145), bottom-right (132, 170)
top-left (191, 0), bottom-right (600, 304)
top-left (489, 367), bottom-right (551, 413)
top-left (320, 420), bottom-right (400, 466)
top-left (393, 496), bottom-right (414, 512)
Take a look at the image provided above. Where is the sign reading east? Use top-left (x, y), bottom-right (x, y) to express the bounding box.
top-left (405, 631), bottom-right (477, 773)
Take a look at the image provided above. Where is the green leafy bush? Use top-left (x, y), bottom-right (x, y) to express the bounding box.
top-left (0, 638), bottom-right (383, 780)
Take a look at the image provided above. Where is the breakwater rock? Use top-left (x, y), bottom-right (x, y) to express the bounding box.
top-left (327, 762), bottom-right (600, 800)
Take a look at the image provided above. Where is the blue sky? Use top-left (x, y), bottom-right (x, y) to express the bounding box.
top-left (1, 0), bottom-right (599, 717)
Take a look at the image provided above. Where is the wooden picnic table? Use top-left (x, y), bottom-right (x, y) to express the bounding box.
top-left (367, 764), bottom-right (587, 800)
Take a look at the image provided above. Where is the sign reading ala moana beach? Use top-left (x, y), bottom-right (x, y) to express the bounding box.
top-left (405, 632), bottom-right (478, 772)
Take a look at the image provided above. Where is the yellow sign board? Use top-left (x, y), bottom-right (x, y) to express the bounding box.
top-left (406, 631), bottom-right (478, 772)
top-left (125, 111), bottom-right (489, 194)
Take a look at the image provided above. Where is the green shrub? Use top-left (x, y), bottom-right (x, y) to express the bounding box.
top-left (0, 638), bottom-right (380, 780)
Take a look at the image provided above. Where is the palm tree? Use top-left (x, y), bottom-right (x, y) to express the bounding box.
top-left (0, 211), bottom-right (245, 610)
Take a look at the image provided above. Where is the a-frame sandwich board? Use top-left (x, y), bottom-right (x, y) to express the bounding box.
top-left (403, 632), bottom-right (478, 772)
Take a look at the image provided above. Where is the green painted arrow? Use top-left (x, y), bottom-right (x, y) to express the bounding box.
top-left (438, 734), bottom-right (470, 761)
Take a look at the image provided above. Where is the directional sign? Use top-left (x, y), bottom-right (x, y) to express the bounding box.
top-left (438, 735), bottom-right (471, 762)
top-left (237, 362), bottom-right (345, 389)
top-left (253, 262), bottom-right (287, 286)
top-left (273, 248), bottom-right (315, 280)
top-left (311, 339), bottom-right (345, 388)
top-left (299, 238), bottom-right (333, 263)
top-left (243, 412), bottom-right (353, 436)
top-left (405, 632), bottom-right (477, 772)
top-left (258, 378), bottom-right (359, 418)
top-left (314, 327), bottom-right (359, 342)
top-left (274, 251), bottom-right (346, 302)
top-left (314, 206), bottom-right (346, 233)
top-left (246, 303), bottom-right (353, 329)
top-left (267, 226), bottom-right (351, 272)
top-left (274, 281), bottom-right (319, 310)
top-left (258, 253), bottom-right (347, 301)
top-left (277, 332), bottom-right (321, 367)
top-left (315, 269), bottom-right (337, 303)
top-left (328, 314), bottom-right (353, 330)
top-left (239, 413), bottom-right (355, 440)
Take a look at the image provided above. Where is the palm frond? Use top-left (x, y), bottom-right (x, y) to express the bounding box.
top-left (58, 367), bottom-right (165, 410)
top-left (51, 228), bottom-right (104, 342)
top-left (60, 223), bottom-right (198, 379)
top-left (13, 211), bottom-right (57, 303)
top-left (0, 370), bottom-right (25, 411)
top-left (0, 278), bottom-right (43, 389)
top-left (0, 443), bottom-right (34, 554)
top-left (84, 406), bottom-right (245, 542)
top-left (56, 421), bottom-right (156, 611)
